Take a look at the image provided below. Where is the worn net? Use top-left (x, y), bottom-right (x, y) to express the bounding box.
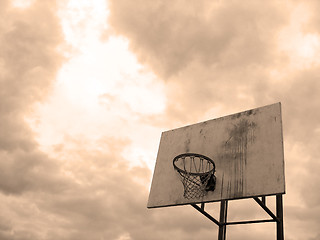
top-left (173, 153), bottom-right (215, 199)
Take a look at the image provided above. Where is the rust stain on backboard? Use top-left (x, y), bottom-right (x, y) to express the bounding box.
top-left (231, 108), bottom-right (259, 119)
top-left (184, 138), bottom-right (191, 152)
top-left (220, 119), bottom-right (257, 198)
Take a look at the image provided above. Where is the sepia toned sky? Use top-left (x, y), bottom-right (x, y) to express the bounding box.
top-left (1, 0), bottom-right (320, 239)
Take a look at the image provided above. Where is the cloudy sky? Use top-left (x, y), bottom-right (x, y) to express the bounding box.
top-left (1, 0), bottom-right (320, 239)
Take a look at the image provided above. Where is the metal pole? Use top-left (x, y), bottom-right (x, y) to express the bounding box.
top-left (218, 200), bottom-right (228, 240)
top-left (276, 194), bottom-right (284, 240)
top-left (201, 202), bottom-right (205, 210)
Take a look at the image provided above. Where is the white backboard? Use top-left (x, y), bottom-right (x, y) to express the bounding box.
top-left (148, 103), bottom-right (285, 208)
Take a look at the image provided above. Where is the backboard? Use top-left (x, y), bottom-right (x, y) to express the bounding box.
top-left (147, 103), bottom-right (285, 208)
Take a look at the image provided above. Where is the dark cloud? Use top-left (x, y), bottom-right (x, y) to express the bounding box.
top-left (109, 0), bottom-right (287, 79)
top-left (108, 0), bottom-right (291, 127)
top-left (0, 0), bottom-right (64, 194)
top-left (0, 150), bottom-right (67, 194)
top-left (0, 1), bottom-right (76, 237)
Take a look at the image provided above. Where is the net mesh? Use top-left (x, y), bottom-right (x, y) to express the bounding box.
top-left (173, 154), bottom-right (215, 199)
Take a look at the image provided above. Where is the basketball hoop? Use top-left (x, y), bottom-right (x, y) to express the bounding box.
top-left (173, 153), bottom-right (216, 199)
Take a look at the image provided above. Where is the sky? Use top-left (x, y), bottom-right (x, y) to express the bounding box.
top-left (1, 0), bottom-right (320, 239)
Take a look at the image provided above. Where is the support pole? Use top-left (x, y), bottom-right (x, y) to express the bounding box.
top-left (218, 200), bottom-right (228, 240)
top-left (276, 194), bottom-right (284, 240)
top-left (190, 195), bottom-right (284, 240)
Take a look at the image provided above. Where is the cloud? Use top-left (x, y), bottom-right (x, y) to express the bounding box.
top-left (302, 1), bottom-right (320, 32)
top-left (108, 0), bottom-right (320, 239)
top-left (1, 0), bottom-right (320, 239)
top-left (108, 0), bottom-right (293, 127)
top-left (109, 0), bottom-right (287, 79)
top-left (0, 0), bottom-right (65, 196)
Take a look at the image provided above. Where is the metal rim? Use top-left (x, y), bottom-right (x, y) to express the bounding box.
top-left (173, 153), bottom-right (215, 176)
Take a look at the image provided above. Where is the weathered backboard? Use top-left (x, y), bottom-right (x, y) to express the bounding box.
top-left (147, 103), bottom-right (285, 208)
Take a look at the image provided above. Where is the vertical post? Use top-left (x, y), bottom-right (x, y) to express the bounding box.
top-left (276, 194), bottom-right (284, 240)
top-left (218, 200), bottom-right (228, 240)
top-left (201, 202), bottom-right (205, 210)
top-left (262, 196), bottom-right (266, 205)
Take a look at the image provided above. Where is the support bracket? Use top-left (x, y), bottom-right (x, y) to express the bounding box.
top-left (190, 195), bottom-right (284, 240)
top-left (224, 219), bottom-right (275, 225)
top-left (191, 203), bottom-right (221, 226)
top-left (253, 197), bottom-right (279, 223)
